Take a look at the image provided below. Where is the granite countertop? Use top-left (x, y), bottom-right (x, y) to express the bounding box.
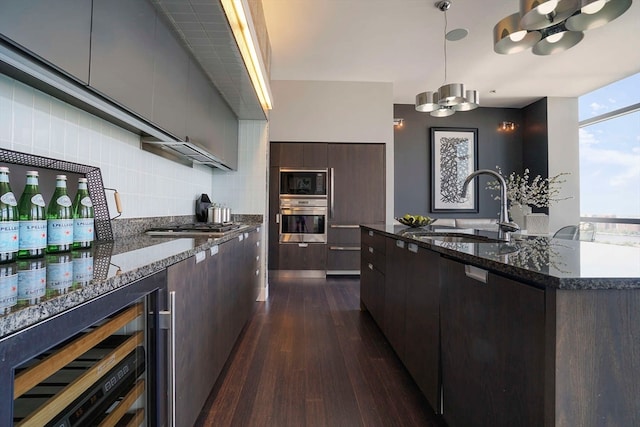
top-left (0, 223), bottom-right (261, 339)
top-left (363, 224), bottom-right (640, 291)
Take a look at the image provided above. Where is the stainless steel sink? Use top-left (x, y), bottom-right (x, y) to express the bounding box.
top-left (404, 231), bottom-right (503, 244)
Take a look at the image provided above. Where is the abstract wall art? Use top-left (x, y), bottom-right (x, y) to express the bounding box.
top-left (430, 127), bottom-right (478, 212)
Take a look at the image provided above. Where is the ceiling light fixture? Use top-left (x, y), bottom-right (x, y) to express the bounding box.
top-left (415, 0), bottom-right (479, 117)
top-left (494, 0), bottom-right (632, 55)
top-left (221, 0), bottom-right (273, 110)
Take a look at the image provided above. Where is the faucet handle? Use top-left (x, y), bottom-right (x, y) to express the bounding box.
top-left (499, 221), bottom-right (520, 233)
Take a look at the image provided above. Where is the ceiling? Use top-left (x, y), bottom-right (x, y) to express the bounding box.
top-left (261, 0), bottom-right (640, 109)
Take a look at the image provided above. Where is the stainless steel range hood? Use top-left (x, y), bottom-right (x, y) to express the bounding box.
top-left (141, 137), bottom-right (232, 171)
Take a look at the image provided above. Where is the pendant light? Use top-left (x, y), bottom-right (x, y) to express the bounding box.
top-left (415, 0), bottom-right (479, 117)
top-left (494, 0), bottom-right (632, 55)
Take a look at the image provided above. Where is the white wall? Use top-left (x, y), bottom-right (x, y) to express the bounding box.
top-left (0, 74), bottom-right (213, 218)
top-left (269, 80), bottom-right (395, 221)
top-left (547, 97), bottom-right (580, 233)
top-left (213, 120), bottom-right (268, 213)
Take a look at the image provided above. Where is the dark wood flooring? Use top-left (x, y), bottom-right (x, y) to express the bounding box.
top-left (195, 276), bottom-right (444, 427)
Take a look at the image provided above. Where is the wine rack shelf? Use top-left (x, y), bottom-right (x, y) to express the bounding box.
top-left (13, 303), bottom-right (147, 426)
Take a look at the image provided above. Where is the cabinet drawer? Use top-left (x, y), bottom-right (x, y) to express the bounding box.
top-left (361, 245), bottom-right (386, 275)
top-left (361, 229), bottom-right (386, 254)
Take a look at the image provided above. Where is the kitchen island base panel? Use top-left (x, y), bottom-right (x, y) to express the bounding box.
top-left (548, 289), bottom-right (640, 427)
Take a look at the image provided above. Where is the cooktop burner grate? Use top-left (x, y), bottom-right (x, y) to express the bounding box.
top-left (146, 223), bottom-right (240, 233)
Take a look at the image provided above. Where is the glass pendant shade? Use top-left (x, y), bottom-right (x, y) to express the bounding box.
top-left (430, 106), bottom-right (455, 117)
top-left (520, 0), bottom-right (581, 30)
top-left (454, 90), bottom-right (480, 111)
top-left (494, 12), bottom-right (542, 54)
top-left (437, 83), bottom-right (466, 106)
top-left (415, 91), bottom-right (439, 112)
top-left (532, 23), bottom-right (583, 54)
top-left (566, 0), bottom-right (632, 31)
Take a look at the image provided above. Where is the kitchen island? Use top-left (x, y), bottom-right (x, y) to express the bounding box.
top-left (361, 224), bottom-right (640, 427)
top-left (0, 224), bottom-right (262, 426)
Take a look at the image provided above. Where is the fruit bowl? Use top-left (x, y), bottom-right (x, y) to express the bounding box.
top-left (396, 215), bottom-right (435, 228)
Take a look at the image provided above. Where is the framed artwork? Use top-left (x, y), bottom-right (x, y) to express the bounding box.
top-left (430, 127), bottom-right (478, 212)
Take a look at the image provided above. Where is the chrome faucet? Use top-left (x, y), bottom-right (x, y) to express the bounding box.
top-left (460, 169), bottom-right (520, 242)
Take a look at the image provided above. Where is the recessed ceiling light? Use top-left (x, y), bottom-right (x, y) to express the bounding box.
top-left (446, 28), bottom-right (468, 41)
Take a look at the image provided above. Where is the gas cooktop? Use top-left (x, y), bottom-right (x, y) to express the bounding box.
top-left (146, 223), bottom-right (243, 237)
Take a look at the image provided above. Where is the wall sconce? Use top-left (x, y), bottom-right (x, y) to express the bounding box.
top-left (500, 121), bottom-right (515, 131)
top-left (394, 118), bottom-right (404, 128)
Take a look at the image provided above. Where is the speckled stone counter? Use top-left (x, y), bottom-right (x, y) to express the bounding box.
top-left (363, 224), bottom-right (640, 290)
top-left (0, 223), bottom-right (261, 339)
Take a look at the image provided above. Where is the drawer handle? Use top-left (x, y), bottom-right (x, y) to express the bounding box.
top-left (465, 265), bottom-right (488, 283)
top-left (369, 247), bottom-right (374, 253)
top-left (368, 231), bottom-right (374, 237)
top-left (298, 243), bottom-right (308, 248)
top-left (331, 224), bottom-right (360, 229)
top-left (368, 263), bottom-right (374, 270)
top-left (408, 243), bottom-right (418, 253)
top-left (396, 240), bottom-right (405, 248)
top-left (330, 246), bottom-right (360, 251)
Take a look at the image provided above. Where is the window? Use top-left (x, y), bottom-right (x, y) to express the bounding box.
top-left (579, 73), bottom-right (640, 247)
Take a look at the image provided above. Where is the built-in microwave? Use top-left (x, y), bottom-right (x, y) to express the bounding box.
top-left (279, 168), bottom-right (328, 197)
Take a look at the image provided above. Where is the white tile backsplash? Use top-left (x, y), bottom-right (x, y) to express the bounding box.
top-left (0, 73), bottom-right (213, 218)
top-left (213, 120), bottom-right (268, 214)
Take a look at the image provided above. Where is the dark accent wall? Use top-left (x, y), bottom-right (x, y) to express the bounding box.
top-left (522, 98), bottom-right (549, 214)
top-left (394, 104), bottom-right (524, 220)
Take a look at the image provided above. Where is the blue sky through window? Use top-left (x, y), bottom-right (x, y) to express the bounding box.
top-left (579, 73), bottom-right (640, 218)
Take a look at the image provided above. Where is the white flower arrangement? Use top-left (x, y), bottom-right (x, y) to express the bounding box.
top-left (486, 167), bottom-right (570, 208)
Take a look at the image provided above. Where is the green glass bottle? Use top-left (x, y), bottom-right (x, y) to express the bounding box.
top-left (46, 252), bottom-right (73, 296)
top-left (72, 178), bottom-right (94, 249)
top-left (0, 263), bottom-right (18, 314)
top-left (72, 248), bottom-right (94, 287)
top-left (0, 166), bottom-right (19, 263)
top-left (47, 175), bottom-right (73, 253)
top-left (16, 258), bottom-right (46, 307)
top-left (18, 171), bottom-right (46, 258)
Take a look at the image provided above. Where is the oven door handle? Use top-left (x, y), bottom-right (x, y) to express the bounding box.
top-left (330, 167), bottom-right (335, 219)
top-left (280, 208), bottom-right (327, 215)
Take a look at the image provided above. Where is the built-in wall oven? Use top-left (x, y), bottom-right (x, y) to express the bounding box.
top-left (278, 168), bottom-right (329, 243)
top-left (279, 198), bottom-right (328, 243)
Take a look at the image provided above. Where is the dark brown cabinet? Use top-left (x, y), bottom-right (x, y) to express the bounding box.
top-left (361, 226), bottom-right (640, 426)
top-left (327, 143), bottom-right (385, 273)
top-left (440, 257), bottom-right (545, 427)
top-left (167, 249), bottom-right (212, 427)
top-left (167, 230), bottom-right (260, 427)
top-left (383, 238), bottom-right (409, 360)
top-left (328, 143), bottom-right (385, 225)
top-left (360, 229), bottom-right (386, 327)
top-left (269, 142), bottom-right (385, 274)
top-left (403, 243), bottom-right (440, 411)
top-left (270, 142), bottom-right (327, 167)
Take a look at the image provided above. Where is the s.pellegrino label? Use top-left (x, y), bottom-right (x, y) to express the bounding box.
top-left (72, 178), bottom-right (94, 249)
top-left (17, 259), bottom-right (46, 306)
top-left (18, 171), bottom-right (46, 258)
top-left (0, 264), bottom-right (18, 313)
top-left (46, 253), bottom-right (73, 296)
top-left (0, 166), bottom-right (19, 263)
top-left (47, 175), bottom-right (73, 253)
top-left (73, 249), bottom-right (94, 287)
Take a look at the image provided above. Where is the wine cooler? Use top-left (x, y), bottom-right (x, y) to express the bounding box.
top-left (0, 271), bottom-right (167, 426)
top-left (13, 304), bottom-right (146, 426)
